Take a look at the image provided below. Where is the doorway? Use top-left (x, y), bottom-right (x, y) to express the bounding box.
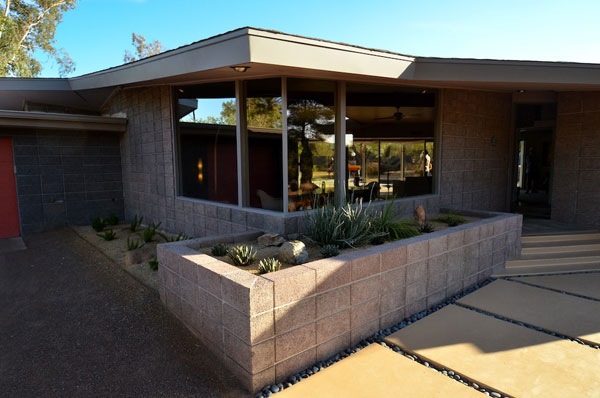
top-left (511, 103), bottom-right (556, 218)
top-left (0, 138), bottom-right (20, 238)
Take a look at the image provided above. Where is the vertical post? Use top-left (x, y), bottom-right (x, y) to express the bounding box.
top-left (335, 81), bottom-right (347, 207)
top-left (433, 89), bottom-right (443, 195)
top-left (235, 80), bottom-right (249, 207)
top-left (281, 77), bottom-right (289, 213)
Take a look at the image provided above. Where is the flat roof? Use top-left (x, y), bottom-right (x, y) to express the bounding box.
top-left (1, 27), bottom-right (600, 111)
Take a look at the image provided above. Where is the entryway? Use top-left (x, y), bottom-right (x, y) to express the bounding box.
top-left (0, 137), bottom-right (20, 238)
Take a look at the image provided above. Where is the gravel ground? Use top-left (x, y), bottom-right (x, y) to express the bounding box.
top-left (0, 228), bottom-right (248, 398)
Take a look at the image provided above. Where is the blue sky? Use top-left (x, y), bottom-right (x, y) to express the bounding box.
top-left (38, 0), bottom-right (600, 78)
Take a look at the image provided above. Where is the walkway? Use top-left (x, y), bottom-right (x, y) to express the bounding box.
top-left (277, 274), bottom-right (600, 397)
top-left (0, 229), bottom-right (246, 398)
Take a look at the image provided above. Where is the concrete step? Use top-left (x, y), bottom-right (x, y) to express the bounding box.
top-left (506, 255), bottom-right (600, 269)
top-left (493, 257), bottom-right (600, 277)
top-left (520, 243), bottom-right (600, 259)
top-left (522, 233), bottom-right (600, 248)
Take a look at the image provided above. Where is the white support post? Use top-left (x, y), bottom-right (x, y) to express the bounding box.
top-left (235, 80), bottom-right (249, 207)
top-left (335, 81), bottom-right (347, 207)
top-left (281, 77), bottom-right (289, 213)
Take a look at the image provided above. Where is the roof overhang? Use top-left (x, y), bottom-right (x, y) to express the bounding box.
top-left (2, 27), bottom-right (600, 113)
top-left (0, 110), bottom-right (127, 132)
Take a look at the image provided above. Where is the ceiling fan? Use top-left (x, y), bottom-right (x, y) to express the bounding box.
top-left (373, 106), bottom-right (405, 121)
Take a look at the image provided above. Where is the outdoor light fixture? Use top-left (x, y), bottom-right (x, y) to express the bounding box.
top-left (197, 158), bottom-right (204, 183)
top-left (231, 66), bottom-right (250, 73)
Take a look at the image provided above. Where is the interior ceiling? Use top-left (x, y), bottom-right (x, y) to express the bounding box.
top-left (346, 106), bottom-right (434, 124)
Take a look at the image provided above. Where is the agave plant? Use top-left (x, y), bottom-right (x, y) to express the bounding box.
top-left (97, 229), bottom-right (117, 241)
top-left (227, 245), bottom-right (257, 267)
top-left (129, 214), bottom-right (143, 232)
top-left (211, 243), bottom-right (228, 256)
top-left (320, 244), bottom-right (340, 258)
top-left (258, 258), bottom-right (282, 274)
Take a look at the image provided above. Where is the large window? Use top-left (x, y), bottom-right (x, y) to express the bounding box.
top-left (246, 78), bottom-right (283, 211)
top-left (287, 79), bottom-right (336, 212)
top-left (345, 83), bottom-right (435, 202)
top-left (173, 79), bottom-right (436, 211)
top-left (176, 82), bottom-right (238, 204)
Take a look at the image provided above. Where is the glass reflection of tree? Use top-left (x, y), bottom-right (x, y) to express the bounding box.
top-left (287, 100), bottom-right (334, 188)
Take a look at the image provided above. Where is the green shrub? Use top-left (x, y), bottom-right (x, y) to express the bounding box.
top-left (143, 221), bottom-right (161, 243)
top-left (97, 229), bottom-right (116, 241)
top-left (435, 213), bottom-right (466, 227)
top-left (258, 258), bottom-right (281, 274)
top-left (91, 217), bottom-right (106, 232)
top-left (159, 232), bottom-right (190, 242)
top-left (106, 213), bottom-right (119, 226)
top-left (130, 214), bottom-right (143, 232)
top-left (228, 245), bottom-right (257, 267)
top-left (418, 223), bottom-right (435, 233)
top-left (320, 244), bottom-right (340, 258)
top-left (126, 237), bottom-right (143, 251)
top-left (211, 243), bottom-right (228, 256)
top-left (148, 257), bottom-right (159, 271)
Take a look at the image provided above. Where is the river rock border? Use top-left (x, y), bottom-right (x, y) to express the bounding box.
top-left (157, 210), bottom-right (522, 393)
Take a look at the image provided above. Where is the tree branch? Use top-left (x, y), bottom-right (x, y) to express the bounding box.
top-left (0, 0), bottom-right (11, 40)
top-left (10, 0), bottom-right (67, 64)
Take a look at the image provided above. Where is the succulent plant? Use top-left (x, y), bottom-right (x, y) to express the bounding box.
top-left (97, 229), bottom-right (117, 241)
top-left (320, 244), bottom-right (340, 258)
top-left (227, 245), bottom-right (257, 267)
top-left (211, 243), bottom-right (229, 256)
top-left (418, 223), bottom-right (435, 233)
top-left (91, 217), bottom-right (106, 232)
top-left (258, 257), bottom-right (282, 274)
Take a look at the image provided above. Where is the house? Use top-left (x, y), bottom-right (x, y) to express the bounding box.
top-left (1, 27), bottom-right (599, 239)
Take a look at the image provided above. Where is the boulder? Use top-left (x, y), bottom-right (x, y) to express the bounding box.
top-left (414, 205), bottom-right (426, 225)
top-left (125, 248), bottom-right (145, 266)
top-left (278, 240), bottom-right (309, 265)
top-left (257, 233), bottom-right (286, 247)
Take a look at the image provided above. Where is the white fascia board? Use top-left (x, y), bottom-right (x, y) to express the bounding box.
top-left (247, 30), bottom-right (415, 80)
top-left (414, 58), bottom-right (600, 86)
top-left (69, 33), bottom-right (252, 90)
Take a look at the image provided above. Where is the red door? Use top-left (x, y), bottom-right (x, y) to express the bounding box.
top-left (0, 138), bottom-right (20, 238)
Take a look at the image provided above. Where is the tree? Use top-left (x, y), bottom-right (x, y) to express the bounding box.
top-left (0, 0), bottom-right (77, 77)
top-left (123, 32), bottom-right (163, 63)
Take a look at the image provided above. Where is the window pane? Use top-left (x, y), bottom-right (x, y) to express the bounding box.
top-left (246, 79), bottom-right (283, 211)
top-left (176, 82), bottom-right (238, 204)
top-left (287, 79), bottom-right (336, 212)
top-left (346, 83), bottom-right (435, 201)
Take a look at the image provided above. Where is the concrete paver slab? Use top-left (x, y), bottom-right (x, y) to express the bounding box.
top-left (384, 305), bottom-right (600, 398)
top-left (457, 279), bottom-right (600, 345)
top-left (276, 344), bottom-right (483, 398)
top-left (514, 273), bottom-right (600, 300)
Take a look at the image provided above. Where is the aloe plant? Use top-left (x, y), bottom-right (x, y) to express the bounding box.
top-left (97, 229), bottom-right (117, 241)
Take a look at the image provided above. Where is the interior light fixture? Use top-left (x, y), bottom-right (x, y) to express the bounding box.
top-left (178, 88), bottom-right (184, 93)
top-left (421, 89), bottom-right (428, 94)
top-left (231, 66), bottom-right (250, 73)
top-left (518, 89), bottom-right (525, 93)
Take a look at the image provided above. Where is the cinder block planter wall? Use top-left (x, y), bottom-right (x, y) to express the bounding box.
top-left (157, 211), bottom-right (522, 393)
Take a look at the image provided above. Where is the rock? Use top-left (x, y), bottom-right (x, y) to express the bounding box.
top-left (414, 204), bottom-right (426, 225)
top-left (257, 233), bottom-right (286, 247)
top-left (125, 249), bottom-right (145, 266)
top-left (278, 240), bottom-right (308, 264)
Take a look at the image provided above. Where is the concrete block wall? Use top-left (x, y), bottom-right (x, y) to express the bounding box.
top-left (0, 128), bottom-right (123, 234)
top-left (440, 89), bottom-right (512, 212)
top-left (157, 211), bottom-right (522, 393)
top-left (553, 92), bottom-right (600, 227)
